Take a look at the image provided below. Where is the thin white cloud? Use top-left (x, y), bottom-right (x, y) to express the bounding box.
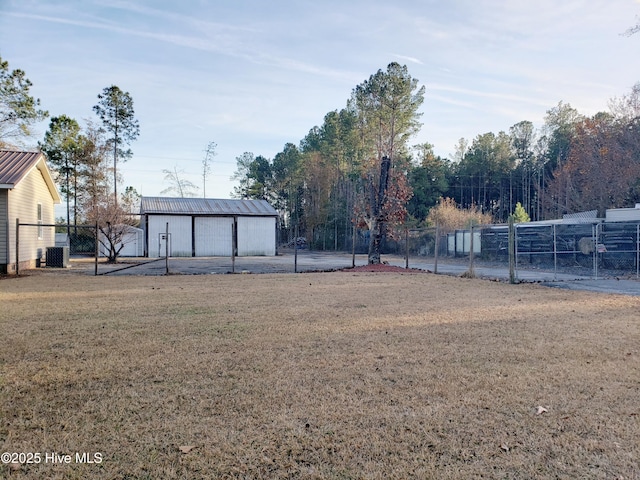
top-left (428, 84), bottom-right (551, 109)
top-left (392, 54), bottom-right (423, 65)
top-left (2, 11), bottom-right (112, 30)
top-left (2, 9), bottom-right (354, 83)
top-left (2, 0), bottom-right (638, 198)
top-left (426, 93), bottom-right (475, 110)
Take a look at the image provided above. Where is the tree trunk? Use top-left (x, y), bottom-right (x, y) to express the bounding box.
top-left (368, 216), bottom-right (382, 264)
top-left (368, 156), bottom-right (391, 264)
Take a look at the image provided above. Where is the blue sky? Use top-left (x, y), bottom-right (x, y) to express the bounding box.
top-left (1, 0), bottom-right (639, 201)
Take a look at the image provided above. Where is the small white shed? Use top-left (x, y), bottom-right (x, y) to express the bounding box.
top-left (140, 197), bottom-right (278, 257)
top-left (99, 225), bottom-right (144, 257)
top-left (605, 205), bottom-right (640, 222)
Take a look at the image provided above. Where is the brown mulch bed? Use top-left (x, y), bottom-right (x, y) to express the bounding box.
top-left (344, 263), bottom-right (430, 273)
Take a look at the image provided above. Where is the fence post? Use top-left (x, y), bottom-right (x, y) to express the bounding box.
top-left (405, 227), bottom-right (409, 269)
top-left (468, 225), bottom-right (475, 277)
top-left (352, 225), bottom-right (356, 268)
top-left (434, 224), bottom-right (439, 274)
top-left (508, 217), bottom-right (515, 284)
top-left (15, 218), bottom-right (19, 276)
top-left (637, 223), bottom-right (639, 279)
top-left (294, 223), bottom-right (298, 273)
top-left (94, 221), bottom-right (99, 276)
top-left (592, 223), bottom-right (597, 280)
top-left (165, 222), bottom-right (169, 275)
top-left (514, 222), bottom-right (519, 280)
top-left (231, 222), bottom-right (236, 274)
top-left (553, 223), bottom-right (557, 281)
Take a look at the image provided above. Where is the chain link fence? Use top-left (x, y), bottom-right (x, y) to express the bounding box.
top-left (11, 217), bottom-right (640, 280)
top-left (476, 221), bottom-right (640, 279)
top-left (334, 221), bottom-right (640, 280)
top-left (12, 222), bottom-right (98, 275)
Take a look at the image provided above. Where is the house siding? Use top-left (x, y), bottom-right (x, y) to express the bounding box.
top-left (0, 189), bottom-right (7, 269)
top-left (6, 167), bottom-right (56, 271)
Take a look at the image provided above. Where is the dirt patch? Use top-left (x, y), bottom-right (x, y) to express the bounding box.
top-left (344, 263), bottom-right (429, 273)
top-left (1, 273), bottom-right (639, 478)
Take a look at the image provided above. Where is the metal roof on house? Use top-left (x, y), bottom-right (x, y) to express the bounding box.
top-left (0, 150), bottom-right (42, 186)
top-left (0, 149), bottom-right (61, 202)
top-left (140, 196), bottom-right (278, 216)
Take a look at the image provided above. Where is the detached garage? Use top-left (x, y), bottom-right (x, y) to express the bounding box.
top-left (140, 197), bottom-right (278, 257)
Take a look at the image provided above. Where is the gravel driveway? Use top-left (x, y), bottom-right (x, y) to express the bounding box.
top-left (28, 249), bottom-right (640, 296)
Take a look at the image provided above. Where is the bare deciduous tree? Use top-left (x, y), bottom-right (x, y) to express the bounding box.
top-left (202, 141), bottom-right (216, 197)
top-left (622, 16), bottom-right (640, 36)
top-left (161, 165), bottom-right (199, 198)
top-left (77, 122), bottom-right (138, 263)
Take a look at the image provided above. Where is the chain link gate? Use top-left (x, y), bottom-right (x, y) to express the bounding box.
top-left (14, 219), bottom-right (99, 276)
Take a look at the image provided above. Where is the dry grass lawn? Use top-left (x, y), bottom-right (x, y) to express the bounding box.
top-left (1, 271), bottom-right (639, 479)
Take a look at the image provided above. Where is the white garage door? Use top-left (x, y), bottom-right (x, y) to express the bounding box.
top-left (194, 217), bottom-right (233, 256)
top-left (237, 217), bottom-right (275, 256)
top-left (148, 215), bottom-right (192, 257)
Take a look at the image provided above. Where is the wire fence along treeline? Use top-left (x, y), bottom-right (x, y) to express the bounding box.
top-left (481, 221), bottom-right (640, 278)
top-left (439, 221), bottom-right (639, 278)
top-left (15, 217), bottom-right (640, 280)
top-left (281, 220), bottom-right (640, 279)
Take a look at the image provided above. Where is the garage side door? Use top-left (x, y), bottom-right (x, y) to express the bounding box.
top-left (194, 217), bottom-right (233, 256)
top-left (237, 216), bottom-right (275, 256)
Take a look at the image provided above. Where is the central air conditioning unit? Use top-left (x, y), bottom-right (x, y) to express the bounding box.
top-left (46, 246), bottom-right (69, 268)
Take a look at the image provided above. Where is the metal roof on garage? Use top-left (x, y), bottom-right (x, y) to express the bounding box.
top-left (140, 196), bottom-right (278, 216)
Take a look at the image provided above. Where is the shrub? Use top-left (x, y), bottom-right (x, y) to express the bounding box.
top-left (427, 197), bottom-right (493, 233)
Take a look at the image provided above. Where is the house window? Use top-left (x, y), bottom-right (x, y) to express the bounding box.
top-left (37, 203), bottom-right (43, 239)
